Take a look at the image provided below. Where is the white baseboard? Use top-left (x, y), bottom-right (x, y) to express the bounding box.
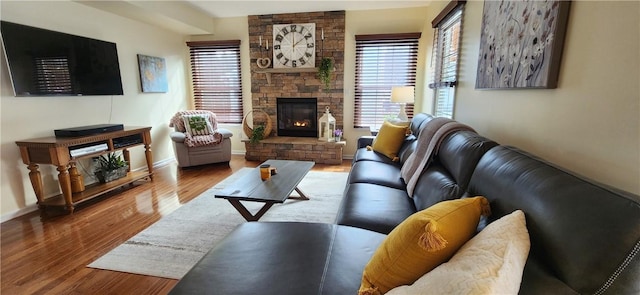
top-left (0, 204), bottom-right (39, 223)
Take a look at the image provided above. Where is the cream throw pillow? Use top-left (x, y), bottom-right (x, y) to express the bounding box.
top-left (387, 210), bottom-right (530, 295)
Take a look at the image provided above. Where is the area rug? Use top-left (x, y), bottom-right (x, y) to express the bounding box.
top-left (87, 168), bottom-right (348, 279)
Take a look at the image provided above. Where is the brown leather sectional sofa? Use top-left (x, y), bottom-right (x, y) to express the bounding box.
top-left (170, 113), bottom-right (640, 294)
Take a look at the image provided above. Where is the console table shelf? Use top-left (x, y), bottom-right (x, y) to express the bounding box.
top-left (15, 126), bottom-right (153, 214)
top-left (39, 170), bottom-right (150, 207)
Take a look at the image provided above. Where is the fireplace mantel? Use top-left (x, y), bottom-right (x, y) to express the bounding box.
top-left (254, 68), bottom-right (318, 85)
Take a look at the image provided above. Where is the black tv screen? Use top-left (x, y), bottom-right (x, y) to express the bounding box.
top-left (1, 21), bottom-right (124, 96)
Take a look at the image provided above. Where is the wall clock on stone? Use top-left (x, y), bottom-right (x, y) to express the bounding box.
top-left (273, 23), bottom-right (316, 68)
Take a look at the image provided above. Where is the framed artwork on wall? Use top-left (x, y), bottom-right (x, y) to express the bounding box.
top-left (137, 54), bottom-right (168, 93)
top-left (475, 1), bottom-right (571, 89)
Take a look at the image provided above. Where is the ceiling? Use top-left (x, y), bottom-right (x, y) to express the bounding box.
top-left (185, 1), bottom-right (432, 18)
top-left (76, 0), bottom-right (432, 35)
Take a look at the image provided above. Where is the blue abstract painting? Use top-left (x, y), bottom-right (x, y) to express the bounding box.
top-left (137, 54), bottom-right (168, 93)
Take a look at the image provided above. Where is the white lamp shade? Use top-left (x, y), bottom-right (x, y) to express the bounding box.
top-left (391, 86), bottom-right (415, 103)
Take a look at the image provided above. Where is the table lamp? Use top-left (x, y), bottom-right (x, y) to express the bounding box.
top-left (391, 86), bottom-right (414, 121)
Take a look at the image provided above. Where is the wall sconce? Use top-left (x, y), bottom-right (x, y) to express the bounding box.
top-left (257, 35), bottom-right (271, 69)
top-left (390, 86), bottom-right (414, 122)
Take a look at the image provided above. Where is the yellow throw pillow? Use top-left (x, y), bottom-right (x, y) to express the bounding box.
top-left (367, 121), bottom-right (409, 161)
top-left (358, 196), bottom-right (491, 295)
top-left (386, 210), bottom-right (530, 295)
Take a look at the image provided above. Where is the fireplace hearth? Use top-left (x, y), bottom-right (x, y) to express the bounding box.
top-left (277, 98), bottom-right (317, 137)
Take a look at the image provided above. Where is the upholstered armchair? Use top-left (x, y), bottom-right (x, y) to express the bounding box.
top-left (169, 110), bottom-right (233, 168)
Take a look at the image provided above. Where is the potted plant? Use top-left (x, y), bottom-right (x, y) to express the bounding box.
top-left (334, 129), bottom-right (343, 142)
top-left (317, 57), bottom-right (334, 91)
top-left (250, 124), bottom-right (265, 144)
top-left (94, 152), bottom-right (129, 183)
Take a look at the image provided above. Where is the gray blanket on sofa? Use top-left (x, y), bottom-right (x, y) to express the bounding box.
top-left (401, 117), bottom-right (475, 197)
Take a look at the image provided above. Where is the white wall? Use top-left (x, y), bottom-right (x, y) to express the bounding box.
top-left (425, 1), bottom-right (639, 194)
top-left (0, 1), bottom-right (191, 219)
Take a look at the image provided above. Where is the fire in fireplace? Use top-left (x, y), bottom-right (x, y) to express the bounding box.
top-left (277, 98), bottom-right (317, 137)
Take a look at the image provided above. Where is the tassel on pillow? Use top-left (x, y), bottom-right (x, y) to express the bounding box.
top-left (480, 197), bottom-right (491, 217)
top-left (418, 220), bottom-right (448, 252)
top-left (358, 287), bottom-right (382, 295)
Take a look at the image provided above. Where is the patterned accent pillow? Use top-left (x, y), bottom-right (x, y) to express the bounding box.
top-left (183, 114), bottom-right (214, 136)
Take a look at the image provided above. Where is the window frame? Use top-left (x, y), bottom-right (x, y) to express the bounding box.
top-left (429, 1), bottom-right (465, 119)
top-left (186, 40), bottom-right (243, 124)
top-left (354, 33), bottom-right (420, 129)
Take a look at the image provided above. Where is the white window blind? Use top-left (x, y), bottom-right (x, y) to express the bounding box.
top-left (354, 33), bottom-right (420, 129)
top-left (187, 40), bottom-right (243, 124)
top-left (430, 2), bottom-right (464, 119)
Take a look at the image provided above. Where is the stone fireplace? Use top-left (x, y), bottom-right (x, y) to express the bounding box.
top-left (245, 11), bottom-right (346, 164)
top-left (277, 98), bottom-right (317, 137)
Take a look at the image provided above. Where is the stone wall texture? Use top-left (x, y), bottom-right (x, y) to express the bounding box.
top-left (248, 11), bottom-right (345, 135)
top-left (246, 11), bottom-right (346, 164)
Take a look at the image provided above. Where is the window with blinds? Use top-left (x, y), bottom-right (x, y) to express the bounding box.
top-left (34, 56), bottom-right (72, 94)
top-left (354, 33), bottom-right (420, 129)
top-left (430, 2), bottom-right (464, 119)
top-left (187, 40), bottom-right (243, 124)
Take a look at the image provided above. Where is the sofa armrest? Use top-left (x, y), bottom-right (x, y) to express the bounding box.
top-left (170, 131), bottom-right (186, 143)
top-left (217, 128), bottom-right (233, 139)
top-left (357, 136), bottom-right (375, 149)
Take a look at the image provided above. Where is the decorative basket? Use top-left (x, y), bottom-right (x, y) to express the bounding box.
top-left (242, 110), bottom-right (272, 139)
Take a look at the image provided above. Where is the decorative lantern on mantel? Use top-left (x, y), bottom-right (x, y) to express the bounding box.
top-left (318, 106), bottom-right (336, 142)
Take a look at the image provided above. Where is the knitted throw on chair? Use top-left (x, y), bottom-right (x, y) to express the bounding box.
top-left (400, 117), bottom-right (475, 197)
top-left (169, 110), bottom-right (223, 147)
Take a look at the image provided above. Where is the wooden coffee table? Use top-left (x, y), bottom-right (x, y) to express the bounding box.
top-left (215, 160), bottom-right (315, 221)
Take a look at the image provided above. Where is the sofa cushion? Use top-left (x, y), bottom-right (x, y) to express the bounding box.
top-left (410, 163), bottom-right (463, 211)
top-left (408, 113), bottom-right (433, 137)
top-left (436, 130), bottom-right (498, 190)
top-left (170, 222), bottom-right (386, 295)
top-left (348, 160), bottom-right (405, 190)
top-left (468, 146), bottom-right (640, 294)
top-left (387, 210), bottom-right (530, 295)
top-left (352, 147), bottom-right (398, 165)
top-left (337, 183), bottom-right (415, 234)
top-left (407, 131), bottom-right (497, 211)
top-left (358, 196), bottom-right (490, 295)
top-left (369, 121), bottom-right (409, 161)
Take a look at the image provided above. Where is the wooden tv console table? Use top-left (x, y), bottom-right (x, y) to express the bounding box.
top-left (15, 126), bottom-right (153, 214)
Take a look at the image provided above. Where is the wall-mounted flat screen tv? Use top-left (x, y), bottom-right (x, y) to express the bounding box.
top-left (1, 21), bottom-right (124, 96)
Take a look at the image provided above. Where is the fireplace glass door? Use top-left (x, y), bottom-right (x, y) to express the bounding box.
top-left (277, 98), bottom-right (317, 137)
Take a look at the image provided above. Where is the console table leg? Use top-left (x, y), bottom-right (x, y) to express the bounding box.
top-left (27, 163), bottom-right (45, 207)
top-left (122, 149), bottom-right (131, 172)
top-left (144, 144), bottom-right (153, 179)
top-left (57, 165), bottom-right (74, 213)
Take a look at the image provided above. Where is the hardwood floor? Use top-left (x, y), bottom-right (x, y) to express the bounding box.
top-left (1, 155), bottom-right (352, 294)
